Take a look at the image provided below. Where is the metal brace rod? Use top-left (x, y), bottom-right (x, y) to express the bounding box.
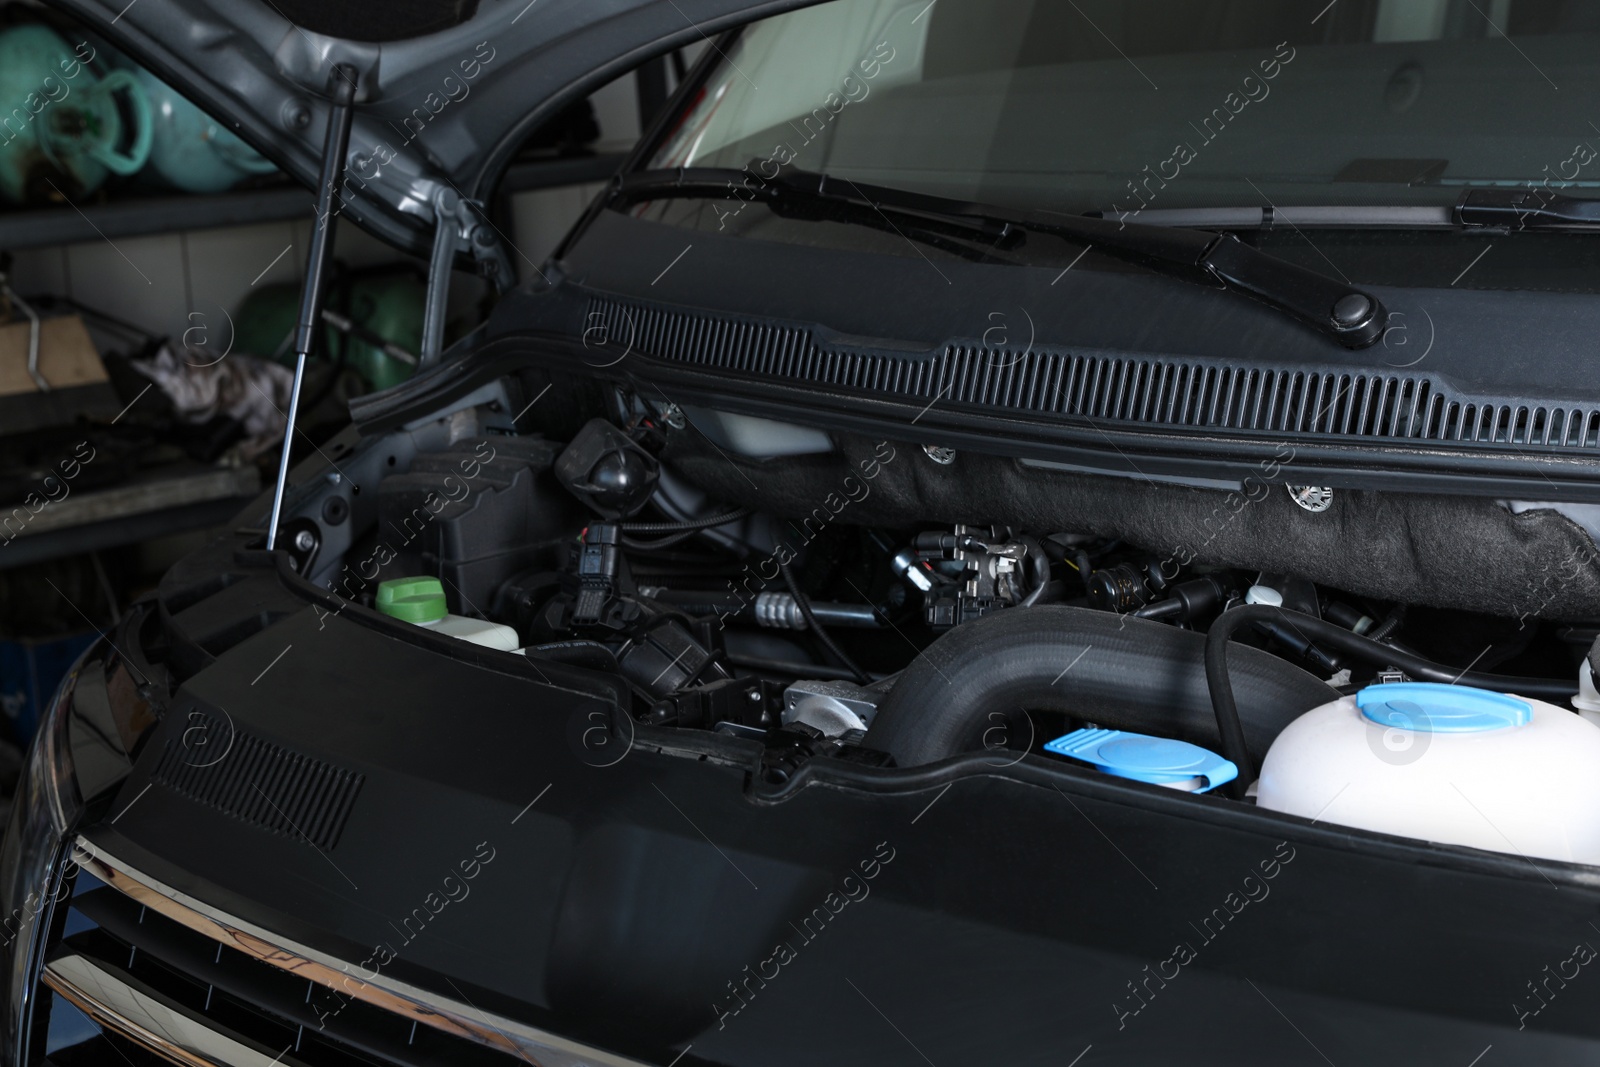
top-left (266, 66), bottom-right (358, 552)
top-left (1, 275), bottom-right (46, 391)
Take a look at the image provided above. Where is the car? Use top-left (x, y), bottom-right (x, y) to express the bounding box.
top-left (9, 0), bottom-right (1600, 1063)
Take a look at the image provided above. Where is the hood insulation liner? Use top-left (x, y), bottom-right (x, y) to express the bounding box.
top-left (259, 0), bottom-right (478, 41)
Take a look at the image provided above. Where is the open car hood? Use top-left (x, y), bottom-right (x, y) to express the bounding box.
top-left (48, 0), bottom-right (821, 257)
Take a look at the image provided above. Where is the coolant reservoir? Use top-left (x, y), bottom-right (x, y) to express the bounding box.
top-left (1257, 682), bottom-right (1600, 865)
top-left (375, 576), bottom-right (521, 651)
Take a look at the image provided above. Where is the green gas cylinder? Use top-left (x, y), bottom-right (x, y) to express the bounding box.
top-left (234, 273), bottom-right (425, 393)
top-left (133, 68), bottom-right (278, 194)
top-left (0, 25), bottom-right (152, 205)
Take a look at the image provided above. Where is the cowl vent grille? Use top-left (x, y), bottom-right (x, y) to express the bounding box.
top-left (151, 712), bottom-right (363, 850)
top-left (588, 295), bottom-right (1600, 450)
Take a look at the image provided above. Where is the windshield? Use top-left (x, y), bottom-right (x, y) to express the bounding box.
top-left (646, 0), bottom-right (1600, 234)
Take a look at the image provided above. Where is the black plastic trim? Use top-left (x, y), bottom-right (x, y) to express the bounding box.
top-left (351, 327), bottom-right (1600, 502)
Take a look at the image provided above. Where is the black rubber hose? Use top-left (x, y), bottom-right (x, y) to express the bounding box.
top-left (619, 507), bottom-right (752, 535)
top-left (620, 528), bottom-right (705, 552)
top-left (864, 606), bottom-right (1335, 771)
top-left (1322, 601), bottom-right (1373, 633)
top-left (1211, 605), bottom-right (1577, 699)
top-left (1073, 550), bottom-right (1094, 597)
top-left (778, 561), bottom-right (871, 684)
top-left (1017, 536), bottom-right (1051, 608)
top-left (1204, 605), bottom-right (1580, 797)
top-left (525, 640), bottom-right (619, 673)
top-left (1322, 601), bottom-right (1404, 643)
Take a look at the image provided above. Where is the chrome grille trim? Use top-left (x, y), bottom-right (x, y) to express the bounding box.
top-left (69, 836), bottom-right (650, 1067)
top-left (44, 953), bottom-right (285, 1067)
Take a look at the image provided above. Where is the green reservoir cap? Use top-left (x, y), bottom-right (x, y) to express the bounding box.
top-left (375, 576), bottom-right (447, 624)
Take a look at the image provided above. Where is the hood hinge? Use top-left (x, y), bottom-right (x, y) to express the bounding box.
top-left (420, 186), bottom-right (515, 366)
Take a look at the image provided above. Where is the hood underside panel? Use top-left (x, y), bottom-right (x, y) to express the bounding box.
top-left (47, 0), bottom-right (820, 254)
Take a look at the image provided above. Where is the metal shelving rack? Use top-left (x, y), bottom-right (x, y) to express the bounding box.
top-left (0, 152), bottom-right (627, 252)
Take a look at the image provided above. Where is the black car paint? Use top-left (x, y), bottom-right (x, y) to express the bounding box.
top-left (42, 530), bottom-right (1600, 1065)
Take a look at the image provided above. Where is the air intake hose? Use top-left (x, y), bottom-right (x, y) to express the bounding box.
top-left (864, 606), bottom-right (1335, 770)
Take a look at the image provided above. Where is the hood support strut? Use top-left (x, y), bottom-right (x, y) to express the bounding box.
top-left (267, 67), bottom-right (359, 552)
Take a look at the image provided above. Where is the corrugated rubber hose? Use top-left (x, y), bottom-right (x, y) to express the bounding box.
top-left (864, 605), bottom-right (1336, 776)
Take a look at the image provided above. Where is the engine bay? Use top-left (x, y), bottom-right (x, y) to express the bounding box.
top-left (289, 379), bottom-right (1600, 863)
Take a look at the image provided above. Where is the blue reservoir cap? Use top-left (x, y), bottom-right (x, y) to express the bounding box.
top-left (1044, 728), bottom-right (1238, 793)
top-left (1356, 682), bottom-right (1531, 733)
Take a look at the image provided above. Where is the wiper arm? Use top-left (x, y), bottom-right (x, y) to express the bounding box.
top-left (614, 166), bottom-right (1387, 349)
top-left (613, 166), bottom-right (1025, 264)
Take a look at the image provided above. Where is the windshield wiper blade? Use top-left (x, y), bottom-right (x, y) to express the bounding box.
top-left (1456, 188), bottom-right (1600, 229)
top-left (1091, 189), bottom-right (1600, 232)
top-left (614, 166), bottom-right (1387, 349)
top-left (1093, 205), bottom-right (1457, 229)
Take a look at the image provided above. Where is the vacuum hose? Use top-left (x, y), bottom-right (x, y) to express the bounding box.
top-left (863, 606), bottom-right (1335, 771)
top-left (779, 561), bottom-right (871, 684)
top-left (619, 507), bottom-right (753, 551)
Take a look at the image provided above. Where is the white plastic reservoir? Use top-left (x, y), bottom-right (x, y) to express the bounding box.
top-left (374, 576), bottom-right (521, 651)
top-left (1257, 682), bottom-right (1600, 865)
